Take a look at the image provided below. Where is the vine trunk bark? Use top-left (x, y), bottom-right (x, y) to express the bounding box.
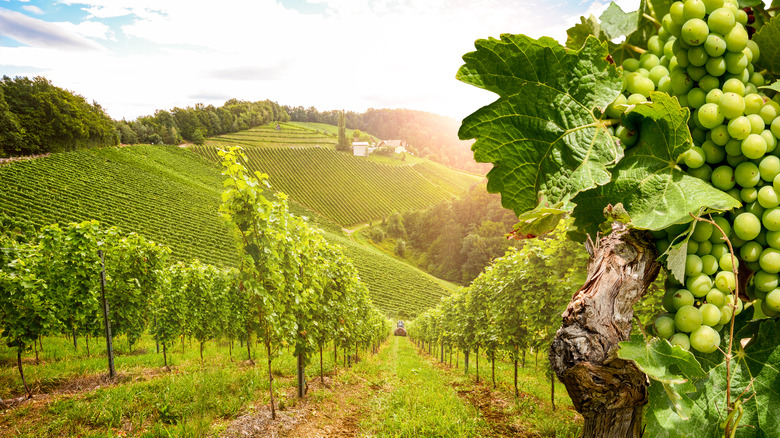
top-left (549, 223), bottom-right (660, 438)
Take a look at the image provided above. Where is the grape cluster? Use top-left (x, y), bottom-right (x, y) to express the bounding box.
top-left (607, 0), bottom-right (780, 353)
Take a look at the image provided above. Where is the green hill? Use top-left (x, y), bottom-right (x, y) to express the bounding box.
top-left (0, 144), bottom-right (451, 317)
top-left (205, 123), bottom-right (336, 148)
top-left (193, 145), bottom-right (482, 226)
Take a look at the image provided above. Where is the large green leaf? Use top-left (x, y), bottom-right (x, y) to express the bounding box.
top-left (600, 2), bottom-right (639, 39)
top-left (572, 93), bottom-right (741, 237)
top-left (754, 16), bottom-right (780, 77)
top-left (644, 319), bottom-right (780, 437)
top-left (619, 336), bottom-right (706, 419)
top-left (457, 35), bottom-right (623, 235)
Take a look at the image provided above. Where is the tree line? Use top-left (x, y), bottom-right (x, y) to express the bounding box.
top-left (0, 76), bottom-right (117, 157)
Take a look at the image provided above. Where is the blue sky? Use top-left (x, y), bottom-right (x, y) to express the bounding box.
top-left (0, 0), bottom-right (639, 120)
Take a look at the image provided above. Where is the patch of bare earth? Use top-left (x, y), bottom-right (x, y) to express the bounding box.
top-left (219, 369), bottom-right (375, 438)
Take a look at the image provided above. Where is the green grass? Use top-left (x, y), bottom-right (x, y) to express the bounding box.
top-left (356, 336), bottom-right (488, 437)
top-left (416, 344), bottom-right (583, 438)
top-left (193, 144), bottom-right (482, 226)
top-left (205, 123), bottom-right (336, 148)
top-left (0, 333), bottom-right (347, 437)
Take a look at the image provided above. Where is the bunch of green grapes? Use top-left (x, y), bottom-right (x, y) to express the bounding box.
top-left (607, 0), bottom-right (780, 354)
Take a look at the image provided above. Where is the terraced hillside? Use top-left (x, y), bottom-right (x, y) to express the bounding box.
top-left (205, 123), bottom-right (336, 148)
top-left (194, 145), bottom-right (483, 226)
top-left (0, 145), bottom-right (450, 316)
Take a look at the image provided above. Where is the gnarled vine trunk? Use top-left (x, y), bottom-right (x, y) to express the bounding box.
top-left (549, 223), bottom-right (660, 438)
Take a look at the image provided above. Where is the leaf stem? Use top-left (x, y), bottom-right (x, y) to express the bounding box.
top-left (642, 13), bottom-right (661, 28)
top-left (623, 43), bottom-right (647, 55)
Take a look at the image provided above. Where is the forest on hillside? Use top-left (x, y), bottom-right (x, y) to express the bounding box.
top-left (366, 185), bottom-right (518, 284)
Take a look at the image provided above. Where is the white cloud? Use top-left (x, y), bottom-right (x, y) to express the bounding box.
top-left (0, 7), bottom-right (103, 50)
top-left (22, 5), bottom-right (44, 14)
top-left (2, 0), bottom-right (645, 121)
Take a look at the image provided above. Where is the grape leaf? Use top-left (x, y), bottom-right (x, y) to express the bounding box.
top-left (759, 80), bottom-right (780, 95)
top-left (738, 0), bottom-right (765, 7)
top-left (600, 2), bottom-right (639, 40)
top-left (754, 16), bottom-right (780, 77)
top-left (644, 319), bottom-right (780, 437)
top-left (457, 35), bottom-right (623, 235)
top-left (618, 336), bottom-right (706, 419)
top-left (566, 15), bottom-right (604, 50)
top-left (571, 92), bottom-right (741, 237)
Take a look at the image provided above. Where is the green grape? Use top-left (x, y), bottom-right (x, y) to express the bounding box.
top-left (740, 240), bottom-right (763, 262)
top-left (711, 243), bottom-right (729, 260)
top-left (710, 125), bottom-right (730, 146)
top-left (707, 7), bottom-right (736, 35)
top-left (748, 114), bottom-right (765, 134)
top-left (671, 332), bottom-right (691, 350)
top-left (734, 161), bottom-right (759, 187)
top-left (684, 146), bottom-right (706, 168)
top-left (622, 58), bottom-right (640, 71)
top-left (719, 92), bottom-right (745, 120)
top-left (722, 78), bottom-right (746, 95)
top-left (648, 35), bottom-right (664, 56)
top-left (711, 165), bottom-right (736, 190)
top-left (688, 87), bottom-right (707, 108)
top-left (719, 304), bottom-right (733, 324)
top-left (628, 75), bottom-right (655, 97)
top-left (765, 289), bottom-right (780, 313)
top-left (744, 94), bottom-right (763, 115)
top-left (662, 288), bottom-right (678, 312)
top-left (684, 0), bottom-right (707, 20)
top-left (658, 76), bottom-right (673, 93)
top-left (747, 201), bottom-right (766, 218)
top-left (742, 133), bottom-right (767, 159)
top-left (686, 254), bottom-right (704, 275)
top-left (726, 294), bottom-right (744, 315)
top-left (716, 270), bottom-right (736, 292)
top-left (675, 305), bottom-right (703, 332)
top-left (656, 238), bottom-right (671, 255)
top-left (703, 0), bottom-right (724, 13)
top-left (640, 53), bottom-right (661, 70)
top-left (689, 163), bottom-right (713, 180)
top-left (735, 8), bottom-right (748, 25)
top-left (719, 252), bottom-right (738, 272)
top-left (606, 94), bottom-right (627, 119)
top-left (688, 240), bottom-right (700, 255)
top-left (654, 314), bottom-right (677, 339)
top-left (772, 117), bottom-right (780, 139)
top-left (698, 102), bottom-right (725, 129)
top-left (746, 39), bottom-right (760, 63)
top-left (727, 187), bottom-right (741, 201)
top-left (701, 254), bottom-right (720, 275)
top-left (761, 299), bottom-right (780, 317)
top-left (672, 289), bottom-right (696, 309)
top-left (759, 102), bottom-right (779, 125)
top-left (760, 247), bottom-right (780, 273)
top-left (704, 33), bottom-right (727, 57)
top-left (761, 130), bottom-right (776, 153)
top-left (724, 24), bottom-right (749, 52)
top-left (700, 303), bottom-right (722, 326)
top-left (691, 221), bottom-right (714, 242)
top-left (750, 71), bottom-right (765, 88)
top-left (690, 325), bottom-right (721, 353)
top-left (705, 56), bottom-right (726, 76)
top-left (733, 212), bottom-right (761, 240)
top-left (754, 270), bottom-right (779, 292)
top-left (687, 273), bottom-right (713, 297)
top-left (767, 230), bottom-right (780, 249)
top-left (697, 240), bottom-right (713, 256)
top-left (649, 65), bottom-right (670, 86)
top-left (627, 93), bottom-right (648, 105)
top-left (671, 70), bottom-right (694, 95)
top-left (724, 138), bottom-right (742, 156)
top-left (741, 187), bottom-right (758, 203)
top-left (687, 65), bottom-right (708, 81)
top-left (693, 127), bottom-right (708, 144)
top-left (706, 88), bottom-right (724, 104)
top-left (616, 125), bottom-right (639, 147)
top-left (711, 216), bottom-right (732, 243)
top-left (759, 155), bottom-right (780, 181)
top-left (728, 116), bottom-right (752, 140)
top-left (707, 288), bottom-right (726, 306)
top-left (688, 46), bottom-right (709, 66)
top-left (758, 185), bottom-right (780, 209)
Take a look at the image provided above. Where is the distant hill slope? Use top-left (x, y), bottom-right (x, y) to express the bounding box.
top-left (193, 124), bottom-right (482, 226)
top-left (0, 145), bottom-right (450, 317)
top-left (205, 123), bottom-right (336, 148)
